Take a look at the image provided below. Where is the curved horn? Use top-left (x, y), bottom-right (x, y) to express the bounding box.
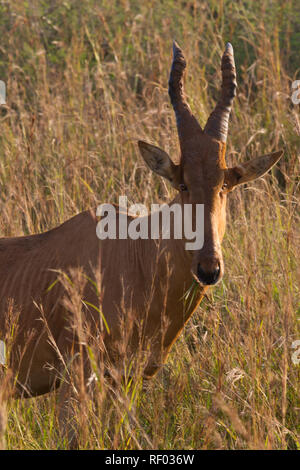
top-left (204, 43), bottom-right (237, 143)
top-left (168, 41), bottom-right (202, 152)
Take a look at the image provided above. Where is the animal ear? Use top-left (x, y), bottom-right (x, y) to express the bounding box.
top-left (226, 150), bottom-right (283, 189)
top-left (138, 141), bottom-right (179, 184)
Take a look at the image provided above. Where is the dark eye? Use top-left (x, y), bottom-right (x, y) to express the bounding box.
top-left (179, 183), bottom-right (188, 192)
top-left (220, 183), bottom-right (228, 195)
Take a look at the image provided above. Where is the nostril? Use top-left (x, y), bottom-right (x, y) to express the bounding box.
top-left (197, 264), bottom-right (205, 281)
top-left (197, 263), bottom-right (221, 285)
top-left (213, 264), bottom-right (220, 282)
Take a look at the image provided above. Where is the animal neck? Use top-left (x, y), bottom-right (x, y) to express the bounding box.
top-left (135, 193), bottom-right (206, 365)
top-left (143, 191), bottom-right (206, 316)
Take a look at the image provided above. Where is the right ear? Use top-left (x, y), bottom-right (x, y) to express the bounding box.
top-left (225, 150), bottom-right (283, 189)
top-left (138, 141), bottom-right (179, 186)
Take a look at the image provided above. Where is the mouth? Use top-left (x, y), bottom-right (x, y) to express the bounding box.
top-left (193, 274), bottom-right (221, 286)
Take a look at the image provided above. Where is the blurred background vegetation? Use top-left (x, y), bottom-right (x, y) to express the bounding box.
top-left (0, 0), bottom-right (299, 449)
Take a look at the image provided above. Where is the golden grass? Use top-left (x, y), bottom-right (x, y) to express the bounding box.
top-left (0, 0), bottom-right (299, 449)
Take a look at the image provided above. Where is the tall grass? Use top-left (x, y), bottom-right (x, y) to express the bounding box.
top-left (0, 0), bottom-right (299, 449)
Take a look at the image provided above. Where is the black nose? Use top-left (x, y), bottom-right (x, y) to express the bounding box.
top-left (197, 263), bottom-right (220, 285)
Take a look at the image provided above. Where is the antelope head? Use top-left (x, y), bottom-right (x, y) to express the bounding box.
top-left (138, 42), bottom-right (283, 286)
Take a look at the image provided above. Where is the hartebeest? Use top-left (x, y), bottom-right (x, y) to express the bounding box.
top-left (0, 43), bottom-right (282, 405)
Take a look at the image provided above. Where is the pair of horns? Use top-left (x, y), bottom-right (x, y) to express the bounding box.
top-left (168, 41), bottom-right (237, 145)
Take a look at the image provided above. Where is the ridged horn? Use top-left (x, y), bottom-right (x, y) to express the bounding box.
top-left (204, 43), bottom-right (237, 143)
top-left (168, 41), bottom-right (202, 152)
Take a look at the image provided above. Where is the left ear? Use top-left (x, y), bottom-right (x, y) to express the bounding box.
top-left (138, 140), bottom-right (180, 185)
top-left (226, 150), bottom-right (283, 189)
